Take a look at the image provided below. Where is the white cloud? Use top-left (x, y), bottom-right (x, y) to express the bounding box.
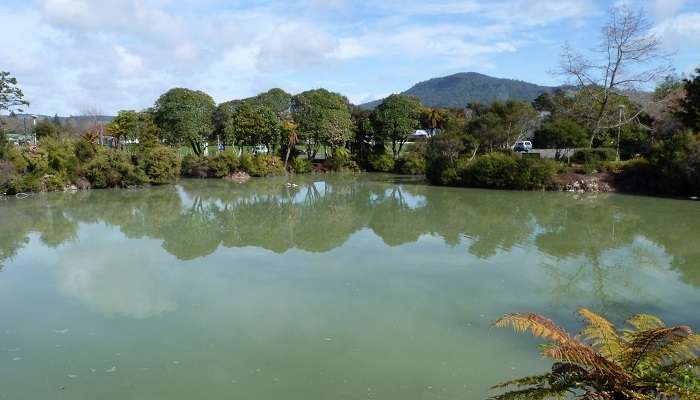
top-left (114, 45), bottom-right (145, 75)
top-left (653, 12), bottom-right (700, 48)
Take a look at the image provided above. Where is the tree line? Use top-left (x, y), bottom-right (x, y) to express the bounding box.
top-left (1, 4), bottom-right (699, 196)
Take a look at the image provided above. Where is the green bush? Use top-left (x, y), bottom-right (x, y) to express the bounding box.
top-left (324, 148), bottom-right (360, 172)
top-left (571, 148), bottom-right (617, 164)
top-left (368, 153), bottom-right (395, 172)
top-left (84, 149), bottom-right (148, 188)
top-left (396, 152), bottom-right (426, 175)
top-left (514, 157), bottom-right (558, 190)
top-left (620, 132), bottom-right (700, 195)
top-left (459, 152), bottom-right (556, 190)
top-left (181, 154), bottom-right (209, 178)
top-left (239, 153), bottom-right (255, 174)
top-left (203, 151), bottom-right (239, 178)
top-left (246, 154), bottom-right (284, 177)
top-left (143, 146), bottom-right (180, 184)
top-left (74, 137), bottom-right (98, 162)
top-left (460, 152), bottom-right (517, 188)
top-left (291, 157), bottom-right (312, 174)
top-left (42, 137), bottom-right (79, 182)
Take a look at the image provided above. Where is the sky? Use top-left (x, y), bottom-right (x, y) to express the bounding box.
top-left (1, 0), bottom-right (699, 116)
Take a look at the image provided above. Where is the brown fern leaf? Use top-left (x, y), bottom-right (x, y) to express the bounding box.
top-left (494, 313), bottom-right (572, 345)
top-left (623, 326), bottom-right (693, 370)
top-left (542, 343), bottom-right (630, 382)
top-left (578, 308), bottom-right (624, 360)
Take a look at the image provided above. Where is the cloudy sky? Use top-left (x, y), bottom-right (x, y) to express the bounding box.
top-left (2, 0), bottom-right (699, 115)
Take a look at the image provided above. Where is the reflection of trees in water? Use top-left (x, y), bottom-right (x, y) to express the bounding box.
top-left (1, 178), bottom-right (698, 296)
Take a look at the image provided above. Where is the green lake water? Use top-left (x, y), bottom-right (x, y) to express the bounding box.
top-left (1, 174), bottom-right (699, 399)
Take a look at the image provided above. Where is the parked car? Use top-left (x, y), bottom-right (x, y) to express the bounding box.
top-left (514, 141), bottom-right (533, 152)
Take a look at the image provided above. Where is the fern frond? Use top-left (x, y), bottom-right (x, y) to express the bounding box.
top-left (542, 343), bottom-right (629, 382)
top-left (494, 313), bottom-right (572, 345)
top-left (623, 326), bottom-right (694, 370)
top-left (578, 308), bottom-right (624, 360)
top-left (491, 374), bottom-right (553, 389)
top-left (626, 314), bottom-right (664, 331)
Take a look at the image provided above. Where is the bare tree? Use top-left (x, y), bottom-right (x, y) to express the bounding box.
top-left (558, 5), bottom-right (672, 147)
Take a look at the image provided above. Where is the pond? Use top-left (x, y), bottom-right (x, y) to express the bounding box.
top-left (1, 174), bottom-right (699, 399)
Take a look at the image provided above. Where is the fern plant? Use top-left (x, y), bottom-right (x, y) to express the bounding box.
top-left (492, 309), bottom-right (700, 399)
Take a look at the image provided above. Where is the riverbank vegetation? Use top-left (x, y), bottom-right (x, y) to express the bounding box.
top-left (1, 5), bottom-right (698, 197)
top-left (493, 309), bottom-right (700, 399)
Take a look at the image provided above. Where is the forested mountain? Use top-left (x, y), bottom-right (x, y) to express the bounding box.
top-left (361, 72), bottom-right (558, 109)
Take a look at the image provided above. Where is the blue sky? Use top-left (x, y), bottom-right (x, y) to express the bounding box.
top-left (2, 0), bottom-right (699, 115)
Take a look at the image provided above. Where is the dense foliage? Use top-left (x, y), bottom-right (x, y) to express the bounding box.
top-left (493, 309), bottom-right (699, 399)
top-left (153, 88), bottom-right (216, 156)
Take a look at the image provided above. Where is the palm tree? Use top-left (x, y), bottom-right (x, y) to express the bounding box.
top-left (424, 108), bottom-right (445, 136)
top-left (492, 308), bottom-right (700, 399)
top-left (283, 121), bottom-right (299, 171)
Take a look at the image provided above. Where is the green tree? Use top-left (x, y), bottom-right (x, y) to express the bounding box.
top-left (372, 94), bottom-right (422, 158)
top-left (534, 117), bottom-right (589, 159)
top-left (251, 88), bottom-right (292, 118)
top-left (229, 100), bottom-right (281, 150)
top-left (493, 309), bottom-right (700, 400)
top-left (678, 67), bottom-right (700, 132)
top-left (153, 88), bottom-right (216, 156)
top-left (213, 100), bottom-right (240, 146)
top-left (107, 110), bottom-right (140, 148)
top-left (34, 119), bottom-right (60, 139)
top-left (0, 71), bottom-right (29, 113)
top-left (292, 89), bottom-right (354, 159)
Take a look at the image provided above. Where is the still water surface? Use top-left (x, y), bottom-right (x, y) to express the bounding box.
top-left (1, 174), bottom-right (699, 399)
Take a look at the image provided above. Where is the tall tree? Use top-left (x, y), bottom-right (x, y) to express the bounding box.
top-left (153, 88), bottom-right (216, 156)
top-left (534, 117), bottom-right (589, 159)
top-left (228, 100), bottom-right (281, 150)
top-left (372, 94), bottom-right (422, 158)
top-left (0, 71), bottom-right (29, 113)
top-left (559, 5), bottom-right (670, 147)
top-left (292, 89), bottom-right (354, 159)
top-left (677, 67), bottom-right (700, 132)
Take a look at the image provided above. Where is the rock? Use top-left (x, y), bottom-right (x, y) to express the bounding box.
top-left (76, 178), bottom-right (91, 190)
top-left (226, 172), bottom-right (250, 184)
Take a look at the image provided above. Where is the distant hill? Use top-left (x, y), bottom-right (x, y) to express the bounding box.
top-left (360, 72), bottom-right (559, 109)
top-left (0, 114), bottom-right (114, 135)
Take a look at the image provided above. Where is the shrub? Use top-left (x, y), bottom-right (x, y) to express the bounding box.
top-left (142, 146), bottom-right (180, 184)
top-left (291, 157), bottom-right (312, 174)
top-left (513, 157), bottom-right (557, 190)
top-left (325, 148), bottom-right (360, 172)
top-left (181, 154), bottom-right (209, 178)
top-left (84, 149), bottom-right (148, 188)
top-left (460, 152), bottom-right (518, 188)
top-left (42, 137), bottom-right (79, 181)
top-left (571, 148), bottom-right (617, 164)
top-left (368, 153), bottom-right (395, 172)
top-left (396, 152), bottom-right (426, 175)
top-left (459, 152), bottom-right (556, 190)
top-left (246, 154), bottom-right (284, 177)
top-left (74, 137), bottom-right (98, 162)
